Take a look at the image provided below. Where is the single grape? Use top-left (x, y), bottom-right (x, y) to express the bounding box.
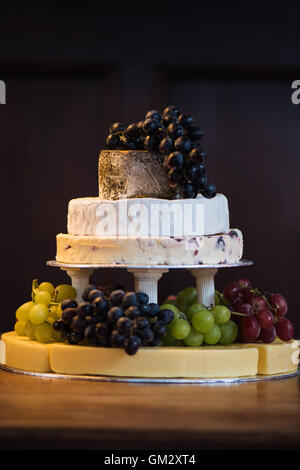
top-left (256, 309), bottom-right (274, 329)
top-left (136, 292), bottom-right (149, 305)
top-left (60, 299), bottom-right (78, 311)
top-left (53, 319), bottom-right (68, 332)
top-left (223, 283), bottom-right (240, 301)
top-left (219, 321), bottom-right (238, 345)
top-left (39, 282), bottom-right (55, 295)
top-left (157, 309), bottom-right (174, 324)
top-left (16, 301), bottom-right (34, 322)
top-left (77, 302), bottom-right (95, 317)
top-left (82, 284), bottom-right (97, 301)
top-left (124, 335), bottom-right (141, 355)
top-left (210, 305), bottom-right (231, 325)
top-left (93, 297), bottom-right (110, 315)
top-left (35, 322), bottom-right (53, 343)
top-left (240, 316), bottom-right (261, 342)
top-left (235, 303), bottom-right (253, 315)
top-left (87, 289), bottom-right (104, 303)
top-left (236, 278), bottom-right (252, 289)
top-left (111, 330), bottom-right (127, 347)
top-left (138, 327), bottom-right (155, 345)
top-left (275, 317), bottom-right (294, 341)
top-left (148, 303), bottom-right (161, 318)
top-left (54, 284), bottom-right (77, 302)
top-left (269, 293), bottom-right (288, 317)
top-left (162, 328), bottom-right (183, 346)
top-left (124, 306), bottom-right (141, 320)
top-left (116, 317), bottom-right (132, 334)
top-left (107, 306), bottom-right (123, 323)
top-left (152, 321), bottom-right (167, 337)
top-left (122, 292), bottom-right (138, 308)
top-left (182, 287), bottom-right (198, 305)
top-left (71, 315), bottom-right (88, 335)
top-left (186, 302), bottom-right (206, 321)
top-left (183, 328), bottom-right (204, 347)
top-left (214, 291), bottom-right (221, 305)
top-left (26, 321), bottom-right (37, 340)
top-left (139, 304), bottom-right (153, 317)
top-left (110, 289), bottom-right (126, 306)
top-left (29, 303), bottom-right (49, 324)
top-left (48, 305), bottom-right (59, 321)
top-left (61, 307), bottom-right (77, 325)
top-left (160, 303), bottom-right (180, 321)
top-left (249, 294), bottom-right (267, 313)
top-left (14, 320), bottom-right (27, 336)
top-left (170, 319), bottom-right (191, 340)
top-left (259, 325), bottom-right (277, 343)
top-left (191, 309), bottom-right (215, 333)
top-left (204, 324), bottom-right (221, 345)
top-left (35, 290), bottom-right (52, 306)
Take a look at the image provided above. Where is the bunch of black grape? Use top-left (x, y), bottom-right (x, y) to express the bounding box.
top-left (105, 105), bottom-right (216, 199)
top-left (53, 285), bottom-right (174, 355)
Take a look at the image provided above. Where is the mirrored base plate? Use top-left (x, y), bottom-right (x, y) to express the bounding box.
top-left (1, 364), bottom-right (299, 384)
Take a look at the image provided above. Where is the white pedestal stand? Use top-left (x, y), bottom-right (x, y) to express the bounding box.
top-left (47, 261), bottom-right (253, 307)
top-left (127, 269), bottom-right (169, 304)
top-left (189, 268), bottom-right (218, 307)
top-left (60, 268), bottom-right (94, 302)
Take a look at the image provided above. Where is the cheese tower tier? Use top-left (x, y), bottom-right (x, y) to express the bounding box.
top-left (1, 333), bottom-right (299, 379)
top-left (56, 230), bottom-right (243, 265)
top-left (98, 150), bottom-right (177, 200)
top-left (67, 194), bottom-right (230, 237)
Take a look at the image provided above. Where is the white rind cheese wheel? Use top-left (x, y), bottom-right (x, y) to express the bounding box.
top-left (67, 194), bottom-right (230, 238)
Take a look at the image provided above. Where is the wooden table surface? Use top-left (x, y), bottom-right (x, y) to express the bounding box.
top-left (0, 368), bottom-right (300, 450)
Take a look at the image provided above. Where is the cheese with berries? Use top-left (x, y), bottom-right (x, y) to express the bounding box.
top-left (56, 230), bottom-right (243, 265)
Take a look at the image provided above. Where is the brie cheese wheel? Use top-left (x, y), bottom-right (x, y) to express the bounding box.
top-left (67, 194), bottom-right (230, 238)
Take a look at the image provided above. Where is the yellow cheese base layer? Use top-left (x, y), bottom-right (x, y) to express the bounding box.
top-left (0, 332), bottom-right (299, 378)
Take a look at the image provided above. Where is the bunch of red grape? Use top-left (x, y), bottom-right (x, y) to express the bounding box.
top-left (222, 278), bottom-right (294, 343)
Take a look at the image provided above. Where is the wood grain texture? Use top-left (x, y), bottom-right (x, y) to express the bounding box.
top-left (0, 369), bottom-right (300, 450)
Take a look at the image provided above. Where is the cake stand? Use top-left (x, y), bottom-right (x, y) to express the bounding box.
top-left (46, 259), bottom-right (253, 307)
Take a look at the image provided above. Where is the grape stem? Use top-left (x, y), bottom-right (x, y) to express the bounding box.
top-left (231, 311), bottom-right (248, 317)
top-left (251, 288), bottom-right (276, 313)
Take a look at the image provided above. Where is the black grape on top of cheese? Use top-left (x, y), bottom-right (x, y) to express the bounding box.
top-left (105, 105), bottom-right (216, 199)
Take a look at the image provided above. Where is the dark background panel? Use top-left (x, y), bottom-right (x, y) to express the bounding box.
top-left (0, 1), bottom-right (300, 334)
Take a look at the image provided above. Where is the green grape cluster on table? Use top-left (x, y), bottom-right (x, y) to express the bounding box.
top-left (14, 280), bottom-right (77, 343)
top-left (160, 287), bottom-right (238, 347)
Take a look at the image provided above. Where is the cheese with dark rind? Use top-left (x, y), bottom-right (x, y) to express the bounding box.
top-left (98, 150), bottom-right (177, 200)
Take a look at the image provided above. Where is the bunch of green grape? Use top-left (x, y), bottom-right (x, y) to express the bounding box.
top-left (160, 287), bottom-right (238, 347)
top-left (14, 280), bottom-right (77, 343)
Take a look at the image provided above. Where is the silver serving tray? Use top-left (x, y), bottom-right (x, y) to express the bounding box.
top-left (1, 364), bottom-right (298, 384)
top-left (47, 259), bottom-right (253, 270)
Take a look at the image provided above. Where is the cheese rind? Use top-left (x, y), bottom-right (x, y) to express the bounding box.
top-left (56, 230), bottom-right (243, 265)
top-left (246, 340), bottom-right (299, 375)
